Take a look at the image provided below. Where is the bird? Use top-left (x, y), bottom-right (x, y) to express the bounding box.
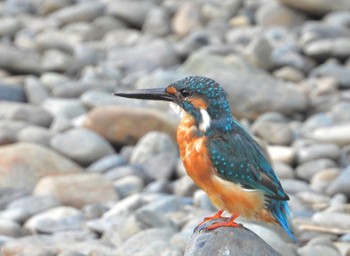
top-left (114, 76), bottom-right (295, 240)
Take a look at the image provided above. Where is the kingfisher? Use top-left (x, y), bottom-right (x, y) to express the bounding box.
top-left (114, 76), bottom-right (295, 240)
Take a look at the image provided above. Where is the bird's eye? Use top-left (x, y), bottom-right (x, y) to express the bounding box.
top-left (179, 89), bottom-right (191, 98)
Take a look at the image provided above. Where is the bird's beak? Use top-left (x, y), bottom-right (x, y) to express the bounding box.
top-left (114, 88), bottom-right (175, 102)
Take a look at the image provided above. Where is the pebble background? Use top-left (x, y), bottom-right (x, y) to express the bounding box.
top-left (0, 0), bottom-right (350, 255)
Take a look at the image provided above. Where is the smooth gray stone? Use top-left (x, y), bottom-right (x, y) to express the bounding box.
top-left (185, 218), bottom-right (281, 256)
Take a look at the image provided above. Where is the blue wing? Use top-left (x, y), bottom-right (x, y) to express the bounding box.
top-left (207, 125), bottom-right (289, 201)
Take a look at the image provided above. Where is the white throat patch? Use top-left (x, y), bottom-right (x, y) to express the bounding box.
top-left (169, 102), bottom-right (185, 118)
top-left (199, 108), bottom-right (211, 132)
top-left (169, 103), bottom-right (211, 132)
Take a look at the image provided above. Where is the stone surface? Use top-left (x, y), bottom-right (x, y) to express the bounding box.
top-left (0, 143), bottom-right (82, 191)
top-left (296, 159), bottom-right (337, 181)
top-left (0, 102), bottom-right (53, 127)
top-left (278, 0), bottom-right (350, 15)
top-left (50, 128), bottom-right (115, 166)
top-left (185, 218), bottom-right (281, 256)
top-left (24, 206), bottom-right (84, 234)
top-left (17, 126), bottom-right (54, 146)
top-left (327, 165), bottom-right (350, 197)
top-left (34, 174), bottom-right (119, 208)
top-left (115, 228), bottom-right (180, 256)
top-left (310, 123), bottom-right (350, 146)
top-left (83, 106), bottom-right (177, 145)
top-left (181, 52), bottom-right (307, 120)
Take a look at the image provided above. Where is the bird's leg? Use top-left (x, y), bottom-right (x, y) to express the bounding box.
top-left (195, 210), bottom-right (227, 229)
top-left (206, 213), bottom-right (240, 230)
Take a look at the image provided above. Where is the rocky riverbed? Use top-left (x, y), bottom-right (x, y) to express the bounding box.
top-left (0, 0), bottom-right (350, 255)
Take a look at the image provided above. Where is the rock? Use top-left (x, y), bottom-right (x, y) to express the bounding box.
top-left (267, 146), bottom-right (295, 165)
top-left (296, 159), bottom-right (337, 181)
top-left (243, 222), bottom-right (297, 254)
top-left (34, 174), bottom-right (119, 208)
top-left (130, 132), bottom-right (178, 165)
top-left (136, 195), bottom-right (185, 215)
top-left (115, 228), bottom-right (180, 256)
top-left (174, 30), bottom-right (213, 57)
top-left (108, 39), bottom-right (180, 73)
top-left (0, 234), bottom-right (116, 255)
top-left (107, 0), bottom-right (154, 28)
top-left (172, 176), bottom-right (198, 197)
top-left (311, 61), bottom-right (350, 88)
top-left (297, 143), bottom-right (341, 163)
top-left (24, 76), bottom-right (49, 106)
top-left (0, 102), bottom-right (53, 127)
top-left (135, 208), bottom-right (176, 230)
top-left (143, 180), bottom-right (170, 194)
top-left (312, 211), bottom-right (350, 230)
top-left (256, 2), bottom-right (307, 28)
top-left (0, 17), bottom-right (21, 37)
top-left (98, 213), bottom-right (143, 245)
top-left (24, 206), bottom-right (84, 234)
top-left (273, 161), bottom-right (295, 179)
top-left (17, 126), bottom-right (54, 146)
top-left (172, 2), bottom-right (202, 37)
top-left (0, 142), bottom-right (82, 191)
top-left (185, 218), bottom-right (281, 256)
top-left (273, 66), bottom-right (305, 82)
top-left (87, 154), bottom-right (126, 173)
top-left (142, 7), bottom-right (172, 36)
top-left (3, 0), bottom-right (37, 14)
top-left (193, 190), bottom-right (215, 212)
top-left (252, 113), bottom-right (293, 146)
top-left (0, 84), bottom-right (26, 102)
top-left (114, 175), bottom-right (144, 198)
top-left (82, 204), bottom-right (108, 220)
top-left (298, 244), bottom-right (341, 256)
top-left (181, 52), bottom-right (307, 120)
top-left (0, 120), bottom-right (28, 145)
top-left (41, 49), bottom-right (73, 72)
top-left (4, 195), bottom-right (61, 222)
top-left (0, 44), bottom-right (41, 74)
top-left (271, 44), bottom-right (315, 72)
top-left (331, 102), bottom-right (350, 122)
top-left (103, 194), bottom-right (142, 217)
top-left (310, 123), bottom-right (350, 146)
top-left (40, 72), bottom-right (70, 91)
top-left (142, 152), bottom-right (177, 180)
top-left (278, 0), bottom-right (350, 15)
top-left (0, 219), bottom-right (23, 237)
top-left (49, 2), bottom-right (105, 26)
top-left (304, 38), bottom-right (350, 60)
top-left (50, 128), bottom-right (115, 166)
top-left (281, 179), bottom-right (310, 194)
top-left (310, 168), bottom-right (340, 193)
top-left (42, 98), bottom-right (86, 120)
top-left (245, 37), bottom-right (274, 71)
top-left (80, 90), bottom-right (128, 109)
top-left (38, 0), bottom-right (74, 15)
top-left (0, 188), bottom-right (29, 210)
top-left (85, 16), bottom-right (127, 41)
top-left (327, 165), bottom-right (350, 198)
top-left (83, 106), bottom-right (176, 145)
top-left (104, 165), bottom-right (146, 181)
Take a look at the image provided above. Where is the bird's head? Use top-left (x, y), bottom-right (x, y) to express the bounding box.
top-left (114, 76), bottom-right (234, 133)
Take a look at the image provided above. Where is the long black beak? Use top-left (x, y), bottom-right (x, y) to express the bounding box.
top-left (114, 88), bottom-right (175, 102)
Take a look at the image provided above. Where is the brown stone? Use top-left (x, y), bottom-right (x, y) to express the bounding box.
top-left (83, 106), bottom-right (176, 145)
top-left (34, 174), bottom-right (119, 208)
top-left (0, 143), bottom-right (82, 191)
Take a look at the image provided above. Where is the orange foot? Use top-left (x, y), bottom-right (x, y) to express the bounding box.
top-left (194, 210), bottom-right (227, 232)
top-left (206, 213), bottom-right (240, 230)
top-left (195, 210), bottom-right (226, 229)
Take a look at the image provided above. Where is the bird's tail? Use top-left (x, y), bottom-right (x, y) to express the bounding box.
top-left (269, 199), bottom-right (295, 241)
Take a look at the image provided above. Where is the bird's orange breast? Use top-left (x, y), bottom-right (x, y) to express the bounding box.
top-left (177, 114), bottom-right (275, 222)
